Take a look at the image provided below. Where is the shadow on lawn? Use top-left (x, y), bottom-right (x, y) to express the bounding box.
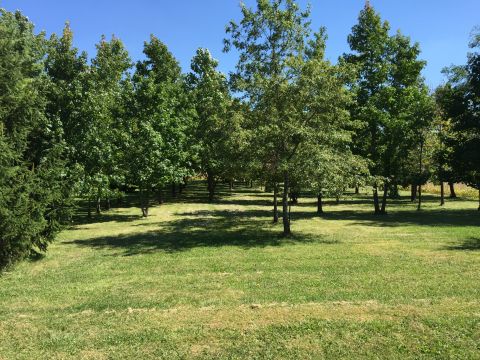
top-left (66, 213), bottom-right (331, 256)
top-left (443, 238), bottom-right (480, 251)
top-left (68, 182), bottom-right (478, 255)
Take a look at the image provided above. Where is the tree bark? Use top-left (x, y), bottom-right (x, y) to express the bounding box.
top-left (157, 188), bottom-right (163, 204)
top-left (317, 193), bottom-right (324, 214)
top-left (449, 182), bottom-right (457, 198)
top-left (373, 185), bottom-right (380, 214)
top-left (273, 183), bottom-right (279, 223)
top-left (380, 182), bottom-right (388, 214)
top-left (207, 171), bottom-right (215, 202)
top-left (141, 188), bottom-right (149, 217)
top-left (96, 196), bottom-right (101, 214)
top-left (440, 182), bottom-right (445, 206)
top-left (282, 171), bottom-right (291, 236)
top-left (417, 184), bottom-right (422, 211)
top-left (411, 184), bottom-right (417, 202)
top-left (355, 186), bottom-right (359, 195)
top-left (87, 199), bottom-right (92, 218)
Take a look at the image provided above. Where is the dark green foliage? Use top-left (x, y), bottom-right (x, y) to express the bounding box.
top-left (344, 3), bottom-right (434, 214)
top-left (0, 10), bottom-right (74, 269)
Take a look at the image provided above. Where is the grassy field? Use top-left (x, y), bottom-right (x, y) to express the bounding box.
top-left (0, 182), bottom-right (479, 359)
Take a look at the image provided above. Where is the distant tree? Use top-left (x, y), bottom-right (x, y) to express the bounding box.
top-left (448, 31), bottom-right (480, 209)
top-left (126, 36), bottom-right (191, 216)
top-left (344, 3), bottom-right (432, 213)
top-left (187, 48), bottom-right (242, 201)
top-left (225, 1), bottom-right (356, 234)
top-left (225, 0), bottom-right (316, 235)
top-left (79, 35), bottom-right (131, 215)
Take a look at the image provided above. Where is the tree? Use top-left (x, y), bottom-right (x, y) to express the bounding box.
top-left (126, 36), bottom-right (192, 216)
top-left (225, 1), bottom-right (355, 235)
top-left (80, 35), bottom-right (131, 214)
top-left (0, 10), bottom-right (74, 269)
top-left (344, 3), bottom-right (432, 214)
top-left (448, 31), bottom-right (480, 209)
top-left (187, 48), bottom-right (239, 202)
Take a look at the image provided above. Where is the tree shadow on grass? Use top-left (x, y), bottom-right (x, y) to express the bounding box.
top-left (66, 213), bottom-right (333, 256)
top-left (443, 238), bottom-right (480, 251)
top-left (315, 208), bottom-right (480, 228)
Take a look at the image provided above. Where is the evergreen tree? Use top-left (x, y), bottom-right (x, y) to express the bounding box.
top-left (0, 10), bottom-right (74, 269)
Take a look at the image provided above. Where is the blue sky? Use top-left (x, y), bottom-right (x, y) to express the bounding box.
top-left (2, 0), bottom-right (479, 89)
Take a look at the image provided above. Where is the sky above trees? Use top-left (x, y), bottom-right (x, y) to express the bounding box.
top-left (3, 0), bottom-right (479, 89)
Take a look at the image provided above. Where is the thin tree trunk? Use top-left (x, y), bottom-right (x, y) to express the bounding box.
top-left (440, 182), bottom-right (445, 206)
top-left (417, 184), bottom-right (422, 211)
top-left (355, 186), bottom-right (359, 195)
top-left (411, 184), bottom-right (417, 202)
top-left (87, 199), bottom-right (92, 218)
top-left (380, 182), bottom-right (388, 214)
top-left (229, 180), bottom-right (233, 191)
top-left (250, 180), bottom-right (253, 188)
top-left (449, 182), bottom-right (457, 198)
top-left (373, 185), bottom-right (380, 214)
top-left (282, 171), bottom-right (291, 236)
top-left (418, 140), bottom-right (424, 211)
top-left (157, 188), bottom-right (163, 204)
top-left (105, 198), bottom-right (111, 211)
top-left (141, 188), bottom-right (149, 217)
top-left (96, 196), bottom-right (101, 214)
top-left (478, 189), bottom-right (480, 211)
top-left (317, 192), bottom-right (323, 214)
top-left (207, 171), bottom-right (215, 202)
top-left (171, 183), bottom-right (176, 198)
top-left (273, 183), bottom-right (279, 223)
top-left (335, 196), bottom-right (340, 205)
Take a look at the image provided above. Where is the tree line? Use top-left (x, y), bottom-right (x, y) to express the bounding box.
top-left (1, 1), bottom-right (478, 269)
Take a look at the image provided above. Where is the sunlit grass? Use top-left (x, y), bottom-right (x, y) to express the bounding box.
top-left (0, 182), bottom-right (479, 359)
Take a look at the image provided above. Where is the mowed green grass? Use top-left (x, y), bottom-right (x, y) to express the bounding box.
top-left (1, 183), bottom-right (479, 359)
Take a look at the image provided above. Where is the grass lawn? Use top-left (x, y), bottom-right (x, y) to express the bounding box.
top-left (1, 182), bottom-right (479, 359)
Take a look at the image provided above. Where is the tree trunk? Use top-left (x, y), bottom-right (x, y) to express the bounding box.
top-left (282, 171), bottom-right (291, 236)
top-left (417, 184), bottom-right (422, 211)
top-left (87, 199), bottom-right (92, 218)
top-left (411, 184), bottom-right (417, 202)
top-left (207, 171), bottom-right (215, 202)
top-left (478, 189), bottom-right (480, 211)
top-left (105, 198), bottom-right (111, 211)
top-left (373, 185), bottom-right (380, 214)
top-left (250, 180), bottom-right (253, 188)
top-left (171, 183), bottom-right (176, 198)
top-left (335, 196), bottom-right (340, 205)
top-left (380, 182), bottom-right (388, 214)
top-left (140, 188), bottom-right (149, 217)
top-left (273, 183), bottom-right (279, 223)
top-left (229, 180), bottom-right (233, 191)
top-left (317, 193), bottom-right (324, 214)
top-left (355, 186), bottom-right (359, 195)
top-left (96, 196), bottom-right (101, 214)
top-left (440, 182), bottom-right (445, 206)
top-left (449, 182), bottom-right (457, 198)
top-left (157, 188), bottom-right (163, 204)
top-left (389, 183), bottom-right (399, 199)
